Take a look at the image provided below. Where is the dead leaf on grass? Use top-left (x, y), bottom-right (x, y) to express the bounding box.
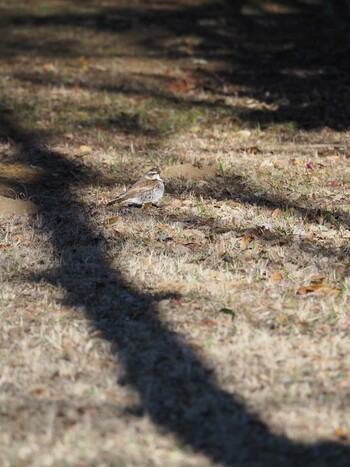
top-left (90, 330), bottom-right (103, 338)
top-left (246, 146), bottom-right (262, 154)
top-left (201, 318), bottom-right (216, 326)
top-left (42, 63), bottom-right (57, 73)
top-left (296, 284), bottom-right (340, 296)
top-left (181, 199), bottom-right (194, 206)
top-left (213, 226), bottom-right (234, 235)
top-left (183, 228), bottom-right (206, 239)
top-left (331, 181), bottom-right (341, 188)
top-left (272, 208), bottom-right (282, 219)
top-left (276, 314), bottom-right (288, 325)
top-left (62, 341), bottom-right (76, 361)
top-left (217, 201), bottom-right (241, 210)
top-left (240, 236), bottom-right (254, 250)
top-left (310, 274), bottom-right (326, 284)
top-left (30, 386), bottom-right (46, 396)
top-left (104, 216), bottom-right (119, 226)
top-left (167, 77), bottom-right (193, 93)
top-left (171, 243), bottom-right (192, 254)
top-left (76, 145), bottom-right (92, 155)
top-left (334, 427), bottom-right (348, 440)
top-left (112, 229), bottom-right (126, 238)
top-left (138, 203), bottom-right (151, 211)
top-left (270, 271), bottom-right (283, 283)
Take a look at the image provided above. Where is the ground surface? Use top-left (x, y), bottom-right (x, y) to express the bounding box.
top-left (1, 0), bottom-right (350, 466)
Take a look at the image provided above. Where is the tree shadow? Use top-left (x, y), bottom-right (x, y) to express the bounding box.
top-left (2, 103), bottom-right (350, 467)
top-left (2, 1), bottom-right (350, 464)
top-left (3, 0), bottom-right (350, 130)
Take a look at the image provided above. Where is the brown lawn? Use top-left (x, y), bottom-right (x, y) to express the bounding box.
top-left (1, 0), bottom-right (350, 465)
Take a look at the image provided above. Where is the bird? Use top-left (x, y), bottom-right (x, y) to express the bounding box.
top-left (106, 167), bottom-right (164, 207)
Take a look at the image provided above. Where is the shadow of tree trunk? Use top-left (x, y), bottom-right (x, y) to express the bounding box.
top-left (1, 103), bottom-right (350, 466)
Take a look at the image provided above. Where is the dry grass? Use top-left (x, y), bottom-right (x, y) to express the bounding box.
top-left (1, 0), bottom-right (350, 465)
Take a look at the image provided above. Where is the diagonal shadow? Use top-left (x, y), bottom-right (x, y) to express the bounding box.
top-left (2, 1), bottom-right (350, 463)
top-left (2, 108), bottom-right (350, 466)
top-left (3, 0), bottom-right (350, 130)
top-left (7, 69), bottom-right (350, 238)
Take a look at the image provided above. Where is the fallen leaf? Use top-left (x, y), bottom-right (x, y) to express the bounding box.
top-left (201, 217), bottom-right (215, 227)
top-left (168, 77), bottom-right (193, 93)
top-left (78, 57), bottom-right (91, 70)
top-left (171, 297), bottom-right (182, 304)
top-left (240, 236), bottom-right (253, 250)
top-left (141, 203), bottom-right (154, 210)
top-left (331, 181), bottom-right (341, 187)
top-left (104, 216), bottom-right (119, 226)
top-left (272, 208), bottom-right (282, 219)
top-left (298, 321), bottom-right (309, 330)
top-left (271, 159), bottom-right (286, 169)
top-left (334, 427), bottom-right (348, 440)
top-left (224, 201), bottom-right (241, 209)
top-left (270, 271), bottom-right (283, 283)
top-left (12, 233), bottom-right (24, 241)
top-left (296, 284), bottom-right (340, 296)
top-left (201, 318), bottom-right (216, 326)
top-left (171, 243), bottom-right (192, 254)
top-left (62, 341), bottom-right (76, 361)
top-left (90, 330), bottom-right (103, 338)
top-left (183, 228), bottom-right (206, 239)
top-left (11, 234), bottom-right (33, 246)
top-left (76, 145), bottom-right (92, 155)
top-left (113, 229), bottom-right (126, 238)
top-left (310, 274), bottom-right (326, 284)
top-left (0, 243), bottom-right (10, 248)
top-left (42, 63), bottom-right (57, 73)
top-left (213, 226), bottom-right (233, 235)
top-left (246, 146), bottom-right (262, 154)
top-left (276, 314), bottom-right (288, 325)
top-left (30, 386), bottom-right (46, 396)
top-left (190, 342), bottom-right (204, 352)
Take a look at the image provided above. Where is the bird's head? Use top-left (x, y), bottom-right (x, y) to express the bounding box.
top-left (145, 167), bottom-right (162, 180)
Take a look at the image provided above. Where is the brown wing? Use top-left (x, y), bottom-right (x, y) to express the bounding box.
top-left (106, 177), bottom-right (155, 206)
top-left (118, 178), bottom-right (156, 200)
